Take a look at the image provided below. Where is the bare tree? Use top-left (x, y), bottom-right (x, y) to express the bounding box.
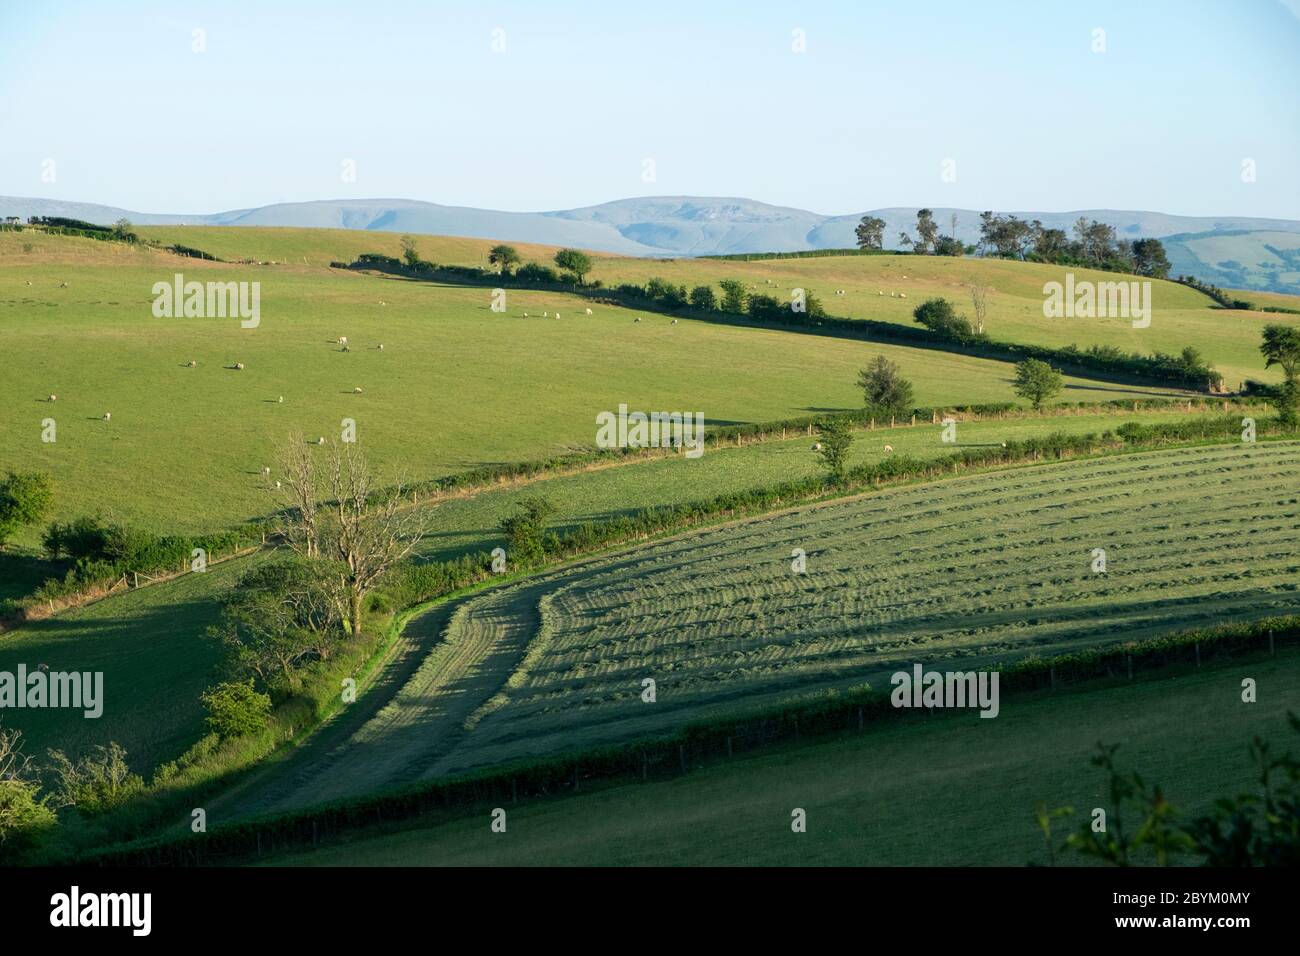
top-left (275, 436), bottom-right (430, 637)
top-left (276, 431), bottom-right (320, 557)
top-left (967, 278), bottom-right (991, 336)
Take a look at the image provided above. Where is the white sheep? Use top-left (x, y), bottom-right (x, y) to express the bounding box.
top-left (890, 292), bottom-right (896, 297)
top-left (59, 281), bottom-right (68, 288)
top-left (811, 442), bottom-right (822, 451)
top-left (338, 336), bottom-right (348, 346)
top-left (543, 311), bottom-right (549, 318)
top-left (584, 308), bottom-right (593, 315)
top-left (277, 395), bottom-right (284, 403)
top-left (523, 312), bottom-right (529, 318)
top-left (671, 319), bottom-right (678, 325)
top-left (901, 275), bottom-right (908, 279)
top-left (47, 394), bottom-right (56, 402)
top-left (103, 412), bottom-right (111, 422)
top-left (274, 480), bottom-right (282, 489)
top-left (235, 362), bottom-right (245, 370)
top-left (353, 386), bottom-right (363, 394)
top-left (899, 293), bottom-right (907, 299)
top-left (379, 301), bottom-right (386, 307)
top-left (634, 316), bottom-right (641, 323)
top-left (877, 291), bottom-right (883, 295)
top-left (884, 444), bottom-right (894, 454)
top-left (555, 312), bottom-right (561, 320)
top-left (836, 289), bottom-right (845, 296)
top-left (261, 466), bottom-right (271, 476)
top-left (317, 437), bottom-right (326, 445)
top-left (378, 343), bottom-right (385, 350)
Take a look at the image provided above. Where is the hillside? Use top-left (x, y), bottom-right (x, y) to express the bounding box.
top-left (7, 194), bottom-right (1300, 289)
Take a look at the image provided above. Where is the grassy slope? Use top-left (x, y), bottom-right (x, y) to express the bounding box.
top-left (0, 233), bottom-right (1185, 539)
top-left (262, 647), bottom-right (1300, 866)
top-left (218, 442), bottom-right (1300, 819)
top-left (0, 407), bottom-right (1232, 775)
top-left (137, 226), bottom-right (1300, 387)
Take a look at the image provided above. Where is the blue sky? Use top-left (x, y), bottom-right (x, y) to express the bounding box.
top-left (1, 0), bottom-right (1297, 217)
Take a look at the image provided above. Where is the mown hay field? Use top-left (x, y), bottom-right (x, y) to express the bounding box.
top-left (222, 442), bottom-right (1300, 818)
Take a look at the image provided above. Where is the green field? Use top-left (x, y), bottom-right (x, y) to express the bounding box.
top-left (0, 406), bottom-right (1211, 776)
top-left (262, 647), bottom-right (1300, 866)
top-left (0, 233), bottom-right (1182, 542)
top-left (216, 442), bottom-right (1300, 820)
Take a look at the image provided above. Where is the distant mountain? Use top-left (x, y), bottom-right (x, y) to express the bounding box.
top-left (5, 194), bottom-right (1300, 293)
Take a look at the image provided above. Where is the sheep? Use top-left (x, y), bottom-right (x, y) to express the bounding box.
top-left (277, 395), bottom-right (284, 403)
top-left (274, 480), bottom-right (282, 490)
top-left (59, 281), bottom-right (68, 288)
top-left (899, 293), bottom-right (907, 299)
top-left (555, 312), bottom-right (561, 320)
top-left (671, 319), bottom-right (678, 325)
top-left (353, 386), bottom-right (363, 394)
top-left (235, 362), bottom-right (245, 370)
top-left (877, 290), bottom-right (883, 295)
top-left (890, 292), bottom-right (896, 297)
top-left (317, 436), bottom-right (326, 445)
top-left (901, 275), bottom-right (908, 279)
top-left (103, 412), bottom-right (111, 422)
top-left (379, 301), bottom-right (386, 307)
top-left (584, 308), bottom-right (593, 315)
top-left (884, 444), bottom-right (894, 454)
top-left (261, 466), bottom-right (271, 476)
top-left (634, 317), bottom-right (641, 323)
top-left (523, 311), bottom-right (529, 318)
top-left (378, 343), bottom-right (385, 350)
top-left (338, 336), bottom-right (348, 346)
top-left (811, 442), bottom-right (822, 451)
top-left (47, 394), bottom-right (56, 402)
top-left (543, 311), bottom-right (549, 318)
top-left (25, 280), bottom-right (31, 286)
top-left (342, 345), bottom-right (351, 352)
top-left (187, 360), bottom-right (197, 368)
top-left (836, 289), bottom-right (845, 296)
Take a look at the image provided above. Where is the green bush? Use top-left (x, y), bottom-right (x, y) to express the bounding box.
top-left (201, 680), bottom-right (273, 740)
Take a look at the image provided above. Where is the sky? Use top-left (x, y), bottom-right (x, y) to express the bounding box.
top-left (1, 0), bottom-right (1297, 218)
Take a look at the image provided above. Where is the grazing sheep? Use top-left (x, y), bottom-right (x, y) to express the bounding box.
top-left (103, 412), bottom-right (111, 422)
top-left (378, 343), bottom-right (385, 350)
top-left (261, 466), bottom-right (271, 476)
top-left (899, 293), bottom-right (907, 299)
top-left (884, 444), bottom-right (894, 454)
top-left (890, 292), bottom-right (896, 297)
top-left (543, 311), bottom-right (549, 318)
top-left (584, 308), bottom-right (592, 315)
top-left (634, 317), bottom-right (641, 323)
top-left (523, 311), bottom-right (528, 318)
top-left (338, 336), bottom-right (348, 346)
top-left (317, 437), bottom-right (326, 445)
top-left (47, 394), bottom-right (56, 402)
top-left (59, 281), bottom-right (68, 288)
top-left (235, 362), bottom-right (245, 370)
top-left (379, 301), bottom-right (386, 307)
top-left (555, 312), bottom-right (561, 320)
top-left (187, 360), bottom-right (197, 367)
top-left (671, 319), bottom-right (678, 325)
top-left (277, 395), bottom-right (284, 403)
top-left (836, 289), bottom-right (845, 296)
top-left (811, 442), bottom-right (822, 451)
top-left (274, 480), bottom-right (282, 490)
top-left (877, 290), bottom-right (883, 295)
top-left (353, 386), bottom-right (363, 394)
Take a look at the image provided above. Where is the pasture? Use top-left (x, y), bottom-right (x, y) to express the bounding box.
top-left (263, 647), bottom-right (1300, 866)
top-left (217, 442), bottom-right (1300, 818)
top-left (0, 232), bottom-right (1186, 541)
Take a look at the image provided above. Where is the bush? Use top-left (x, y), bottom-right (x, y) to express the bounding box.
top-left (0, 471), bottom-right (54, 549)
top-left (201, 680), bottom-right (273, 740)
top-left (499, 497), bottom-right (557, 567)
top-left (46, 742), bottom-right (145, 815)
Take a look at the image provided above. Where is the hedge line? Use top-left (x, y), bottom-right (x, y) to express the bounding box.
top-left (81, 613), bottom-right (1300, 866)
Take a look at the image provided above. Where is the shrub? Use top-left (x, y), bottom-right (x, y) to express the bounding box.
top-left (201, 680), bottom-right (273, 740)
top-left (46, 743), bottom-right (145, 815)
top-left (0, 471), bottom-right (54, 549)
top-left (499, 497), bottom-right (557, 567)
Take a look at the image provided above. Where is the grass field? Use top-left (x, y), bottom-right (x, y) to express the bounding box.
top-left (0, 406), bottom-right (1214, 776)
top-left (261, 647), bottom-right (1300, 866)
top-left (216, 442), bottom-right (1300, 820)
top-left (0, 233), bottom-right (1182, 542)
top-left (136, 226), bottom-right (1300, 388)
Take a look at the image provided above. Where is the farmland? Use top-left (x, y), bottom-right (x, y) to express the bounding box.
top-left (216, 441), bottom-right (1300, 820)
top-left (0, 232), bottom-right (1185, 541)
top-left (261, 646), bottom-right (1300, 867)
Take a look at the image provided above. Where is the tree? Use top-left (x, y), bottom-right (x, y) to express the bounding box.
top-left (913, 209), bottom-right (939, 254)
top-left (1131, 238), bottom-right (1171, 279)
top-left (275, 437), bottom-right (431, 637)
top-left (856, 355), bottom-right (915, 420)
top-left (932, 236), bottom-right (964, 256)
top-left (0, 471), bottom-right (53, 550)
top-left (1013, 359), bottom-right (1063, 410)
top-left (554, 249), bottom-right (593, 285)
top-left (815, 418), bottom-right (854, 480)
top-left (201, 680), bottom-right (273, 740)
top-left (45, 742), bottom-right (144, 814)
top-left (399, 235), bottom-right (420, 268)
top-left (854, 215), bottom-right (886, 250)
top-left (209, 557), bottom-right (343, 690)
top-left (912, 298), bottom-right (980, 343)
top-left (111, 218), bottom-right (134, 240)
top-left (689, 285), bottom-right (716, 310)
top-left (967, 280), bottom-right (991, 336)
top-left (0, 722), bottom-right (56, 851)
top-left (499, 497), bottom-right (556, 567)
top-left (718, 279), bottom-right (747, 313)
top-left (488, 244), bottom-right (521, 276)
top-left (1261, 324), bottom-right (1300, 426)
